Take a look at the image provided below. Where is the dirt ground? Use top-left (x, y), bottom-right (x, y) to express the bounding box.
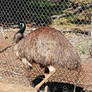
top-left (0, 27), bottom-right (92, 92)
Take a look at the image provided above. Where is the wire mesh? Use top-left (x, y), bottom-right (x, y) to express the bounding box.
top-left (0, 0), bottom-right (91, 27)
top-left (0, 0), bottom-right (92, 92)
top-left (0, 29), bottom-right (91, 92)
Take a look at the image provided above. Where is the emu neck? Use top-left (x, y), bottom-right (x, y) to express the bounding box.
top-left (18, 25), bottom-right (26, 34)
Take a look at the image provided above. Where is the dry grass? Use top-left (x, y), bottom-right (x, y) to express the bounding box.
top-left (70, 0), bottom-right (92, 3)
top-left (51, 22), bottom-right (91, 32)
top-left (0, 81), bottom-right (32, 92)
top-left (0, 80), bottom-right (45, 92)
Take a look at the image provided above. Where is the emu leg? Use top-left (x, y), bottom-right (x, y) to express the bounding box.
top-left (35, 66), bottom-right (56, 91)
top-left (22, 58), bottom-right (32, 67)
top-left (44, 86), bottom-right (48, 92)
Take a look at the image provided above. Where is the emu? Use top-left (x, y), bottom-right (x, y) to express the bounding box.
top-left (13, 22), bottom-right (81, 92)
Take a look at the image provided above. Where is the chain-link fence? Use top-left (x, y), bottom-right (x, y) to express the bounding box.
top-left (0, 0), bottom-right (92, 92)
top-left (0, 0), bottom-right (92, 26)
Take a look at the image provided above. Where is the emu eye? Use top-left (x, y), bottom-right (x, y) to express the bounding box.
top-left (20, 22), bottom-right (25, 28)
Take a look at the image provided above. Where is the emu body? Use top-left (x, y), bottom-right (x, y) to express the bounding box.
top-left (14, 26), bottom-right (81, 91)
top-left (15, 27), bottom-right (80, 70)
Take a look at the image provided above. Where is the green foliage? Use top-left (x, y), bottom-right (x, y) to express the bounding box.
top-left (27, 0), bottom-right (69, 26)
top-left (0, 0), bottom-right (91, 26)
top-left (28, 0), bottom-right (53, 25)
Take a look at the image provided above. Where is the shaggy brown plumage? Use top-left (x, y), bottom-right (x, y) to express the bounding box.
top-left (14, 26), bottom-right (81, 91)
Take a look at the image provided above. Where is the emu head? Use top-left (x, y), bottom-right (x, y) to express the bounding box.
top-left (13, 22), bottom-right (26, 43)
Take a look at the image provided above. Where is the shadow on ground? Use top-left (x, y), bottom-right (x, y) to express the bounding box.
top-left (32, 75), bottom-right (85, 92)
